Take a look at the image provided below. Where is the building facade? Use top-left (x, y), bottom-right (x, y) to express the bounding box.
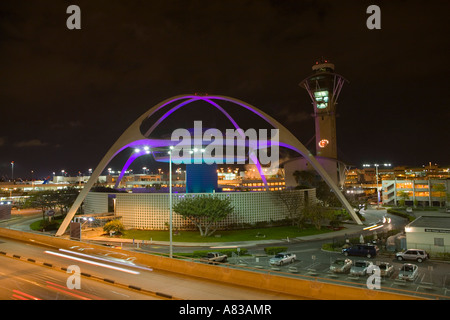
top-left (405, 216), bottom-right (450, 254)
top-left (382, 179), bottom-right (449, 207)
top-left (84, 189), bottom-right (316, 230)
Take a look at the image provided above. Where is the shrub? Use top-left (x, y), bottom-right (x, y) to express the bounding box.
top-left (387, 208), bottom-right (415, 222)
top-left (103, 220), bottom-right (125, 235)
top-left (40, 219), bottom-right (59, 231)
top-left (264, 247), bottom-right (288, 255)
top-left (433, 252), bottom-right (450, 261)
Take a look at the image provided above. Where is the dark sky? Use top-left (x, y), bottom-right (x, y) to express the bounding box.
top-left (1, 0), bottom-right (449, 179)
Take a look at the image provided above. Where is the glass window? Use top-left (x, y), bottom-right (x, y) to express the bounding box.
top-left (314, 90), bottom-right (329, 109)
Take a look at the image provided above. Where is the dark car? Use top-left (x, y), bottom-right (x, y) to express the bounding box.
top-left (342, 244), bottom-right (379, 258)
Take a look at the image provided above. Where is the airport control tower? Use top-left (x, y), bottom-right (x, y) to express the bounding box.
top-left (299, 58), bottom-right (347, 159)
top-left (284, 58), bottom-right (348, 187)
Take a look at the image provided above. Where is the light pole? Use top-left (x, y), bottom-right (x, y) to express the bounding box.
top-left (11, 161), bottom-right (14, 181)
top-left (374, 164), bottom-right (380, 207)
top-left (363, 163), bottom-right (391, 208)
top-left (168, 146), bottom-right (174, 258)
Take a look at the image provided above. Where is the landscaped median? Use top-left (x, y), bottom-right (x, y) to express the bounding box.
top-left (115, 224), bottom-right (336, 243)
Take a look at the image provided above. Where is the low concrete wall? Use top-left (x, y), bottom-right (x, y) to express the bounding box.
top-left (0, 228), bottom-right (423, 300)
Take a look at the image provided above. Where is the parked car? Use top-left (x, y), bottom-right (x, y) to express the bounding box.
top-left (269, 252), bottom-right (296, 266)
top-left (203, 252), bottom-right (228, 264)
top-left (396, 249), bottom-right (429, 263)
top-left (330, 258), bottom-right (352, 273)
top-left (398, 263), bottom-right (419, 281)
top-left (350, 260), bottom-right (373, 276)
top-left (378, 262), bottom-right (394, 277)
top-left (342, 244), bottom-right (379, 258)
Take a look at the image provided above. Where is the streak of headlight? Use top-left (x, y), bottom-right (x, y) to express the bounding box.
top-left (363, 224), bottom-right (379, 230)
top-left (46, 281), bottom-right (104, 300)
top-left (210, 245), bottom-right (238, 249)
top-left (58, 249), bottom-right (152, 272)
top-left (44, 251), bottom-right (140, 275)
top-left (13, 290), bottom-right (41, 300)
top-left (46, 284), bottom-right (91, 300)
top-left (364, 224), bottom-right (385, 231)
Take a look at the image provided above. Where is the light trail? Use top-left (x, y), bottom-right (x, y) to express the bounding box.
top-left (58, 249), bottom-right (153, 272)
top-left (12, 290), bottom-right (41, 300)
top-left (44, 251), bottom-right (140, 275)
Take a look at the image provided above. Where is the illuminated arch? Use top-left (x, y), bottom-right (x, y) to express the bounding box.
top-left (113, 96), bottom-right (269, 189)
top-left (56, 94), bottom-right (361, 236)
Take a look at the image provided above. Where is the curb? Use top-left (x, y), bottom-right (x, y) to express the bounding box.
top-left (0, 250), bottom-right (180, 300)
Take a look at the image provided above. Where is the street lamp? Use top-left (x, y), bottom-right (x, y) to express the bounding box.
top-left (10, 161), bottom-right (14, 181)
top-left (374, 164), bottom-right (380, 207)
top-left (168, 146), bottom-right (174, 258)
top-left (165, 145), bottom-right (203, 258)
top-left (363, 163), bottom-right (391, 207)
top-left (81, 217), bottom-right (94, 229)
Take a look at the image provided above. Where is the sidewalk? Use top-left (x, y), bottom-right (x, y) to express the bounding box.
top-left (85, 222), bottom-right (367, 248)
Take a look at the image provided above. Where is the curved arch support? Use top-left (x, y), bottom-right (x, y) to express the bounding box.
top-left (56, 94), bottom-right (361, 237)
top-left (55, 94), bottom-right (191, 236)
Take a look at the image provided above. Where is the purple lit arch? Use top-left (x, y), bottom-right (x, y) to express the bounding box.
top-left (56, 94), bottom-right (362, 236)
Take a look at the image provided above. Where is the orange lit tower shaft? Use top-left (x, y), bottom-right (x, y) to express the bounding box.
top-left (299, 58), bottom-right (347, 159)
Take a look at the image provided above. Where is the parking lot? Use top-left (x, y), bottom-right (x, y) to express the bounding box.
top-left (226, 250), bottom-right (450, 300)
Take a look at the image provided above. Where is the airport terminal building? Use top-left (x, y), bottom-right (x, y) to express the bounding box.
top-left (83, 189), bottom-right (316, 230)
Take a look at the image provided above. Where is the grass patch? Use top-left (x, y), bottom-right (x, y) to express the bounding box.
top-left (121, 225), bottom-right (335, 243)
top-left (30, 218), bottom-right (63, 231)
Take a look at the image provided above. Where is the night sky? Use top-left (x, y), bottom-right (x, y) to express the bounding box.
top-left (1, 0), bottom-right (449, 180)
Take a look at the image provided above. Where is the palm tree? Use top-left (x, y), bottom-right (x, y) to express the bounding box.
top-left (397, 190), bottom-right (410, 207)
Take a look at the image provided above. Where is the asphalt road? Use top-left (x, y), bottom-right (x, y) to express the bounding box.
top-left (0, 254), bottom-right (156, 300)
top-left (0, 236), bottom-right (302, 300)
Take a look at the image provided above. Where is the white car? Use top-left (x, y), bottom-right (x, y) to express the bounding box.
top-left (396, 249), bottom-right (429, 263)
top-left (330, 258), bottom-right (352, 273)
top-left (378, 262), bottom-right (395, 277)
top-left (269, 252), bottom-right (296, 266)
top-left (350, 260), bottom-right (373, 276)
top-left (398, 263), bottom-right (419, 281)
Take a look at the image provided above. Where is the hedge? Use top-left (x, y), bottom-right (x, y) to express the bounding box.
top-left (191, 248), bottom-right (248, 257)
top-left (386, 208), bottom-right (416, 222)
top-left (263, 247), bottom-right (288, 255)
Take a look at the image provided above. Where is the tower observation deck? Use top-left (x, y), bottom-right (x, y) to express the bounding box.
top-left (299, 58), bottom-right (348, 160)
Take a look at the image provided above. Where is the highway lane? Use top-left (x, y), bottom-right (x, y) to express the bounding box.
top-left (0, 236), bottom-right (302, 300)
top-left (0, 254), bottom-right (156, 300)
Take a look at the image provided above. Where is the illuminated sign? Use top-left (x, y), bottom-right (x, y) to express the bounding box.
top-left (425, 228), bottom-right (450, 233)
top-left (318, 139), bottom-right (329, 148)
